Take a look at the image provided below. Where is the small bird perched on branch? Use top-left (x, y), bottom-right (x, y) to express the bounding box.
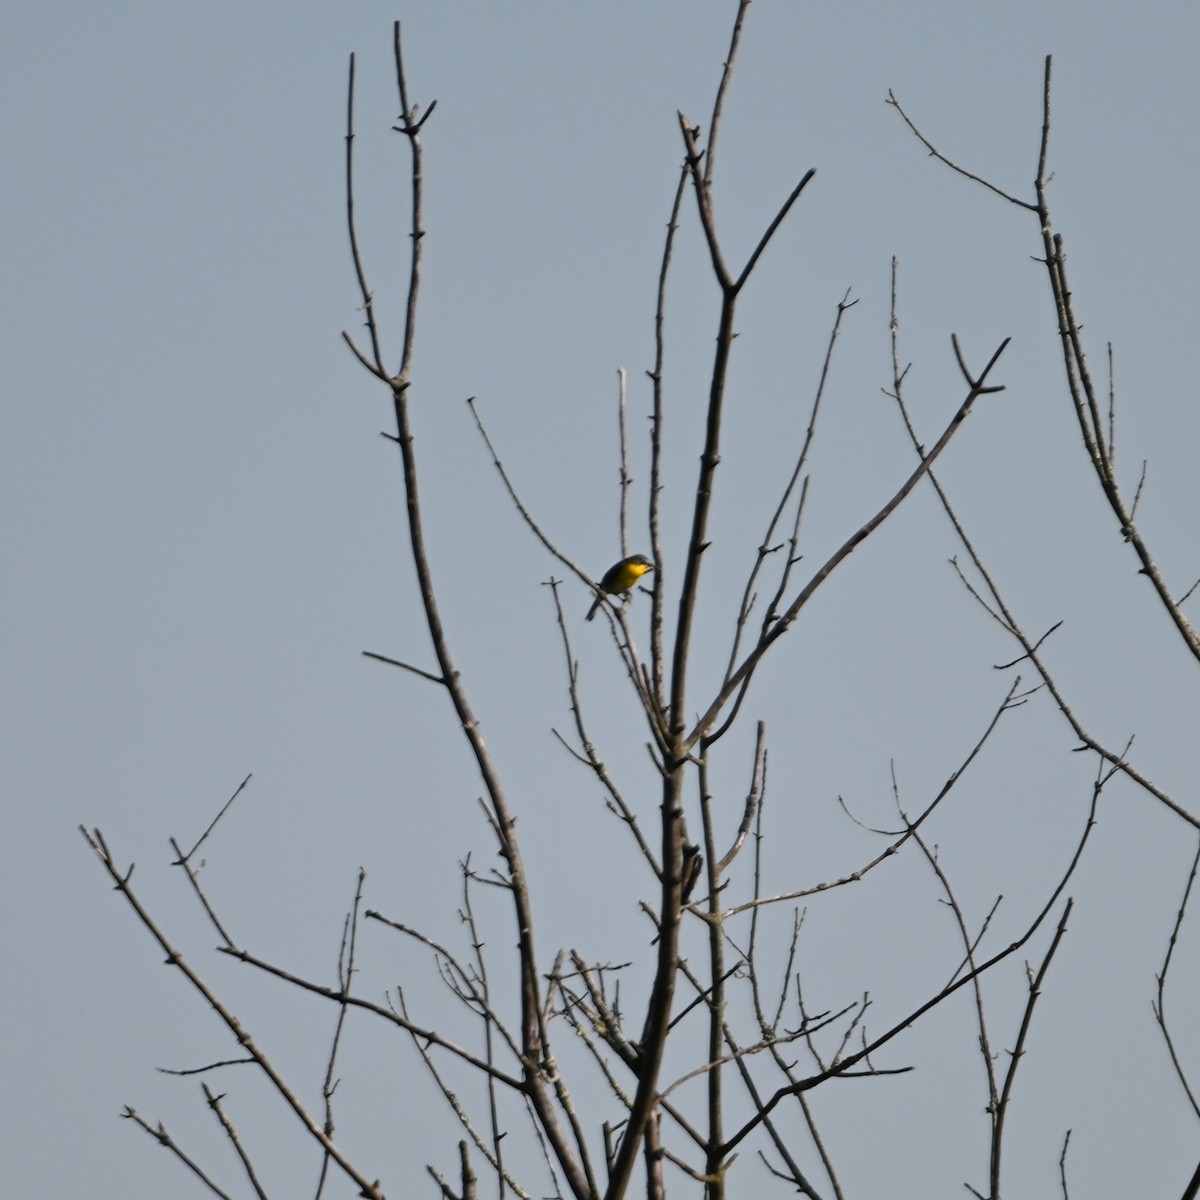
top-left (586, 554), bottom-right (655, 622)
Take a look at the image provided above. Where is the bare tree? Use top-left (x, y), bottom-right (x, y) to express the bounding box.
top-left (83, 9), bottom-right (1200, 1200)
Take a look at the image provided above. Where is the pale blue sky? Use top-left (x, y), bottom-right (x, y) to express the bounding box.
top-left (5, 3), bottom-right (1200, 1197)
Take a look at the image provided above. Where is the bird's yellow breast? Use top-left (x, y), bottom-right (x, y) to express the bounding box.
top-left (605, 558), bottom-right (653, 594)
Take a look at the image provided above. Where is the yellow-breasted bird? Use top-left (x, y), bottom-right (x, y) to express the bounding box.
top-left (586, 553), bottom-right (655, 622)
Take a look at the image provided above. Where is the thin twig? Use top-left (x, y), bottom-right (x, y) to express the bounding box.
top-left (202, 1084), bottom-right (270, 1200)
top-left (343, 52), bottom-right (387, 376)
top-left (1152, 837), bottom-right (1200, 1120)
top-left (315, 870), bottom-right (368, 1200)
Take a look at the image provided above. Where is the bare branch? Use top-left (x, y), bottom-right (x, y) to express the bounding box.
top-left (703, 0), bottom-right (751, 186)
top-left (885, 88), bottom-right (1036, 211)
top-left (689, 336), bottom-right (1010, 752)
top-left (81, 827), bottom-right (388, 1200)
top-left (123, 1107), bottom-right (236, 1200)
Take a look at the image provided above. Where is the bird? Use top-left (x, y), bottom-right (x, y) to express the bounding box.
top-left (586, 553), bottom-right (655, 621)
